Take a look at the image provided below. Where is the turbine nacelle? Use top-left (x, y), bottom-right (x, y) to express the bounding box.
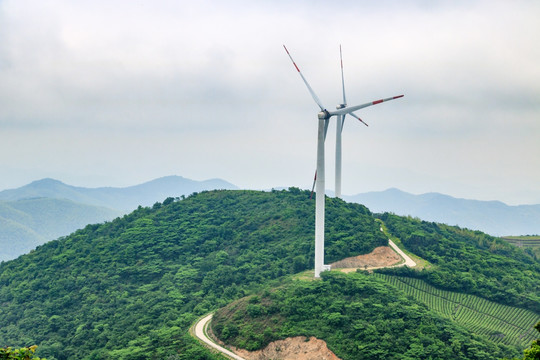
top-left (318, 110), bottom-right (331, 120)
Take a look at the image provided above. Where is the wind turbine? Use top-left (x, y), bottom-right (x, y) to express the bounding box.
top-left (283, 45), bottom-right (403, 278)
top-left (335, 45), bottom-right (373, 199)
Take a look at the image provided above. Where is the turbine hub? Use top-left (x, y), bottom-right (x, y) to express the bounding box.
top-left (318, 110), bottom-right (330, 120)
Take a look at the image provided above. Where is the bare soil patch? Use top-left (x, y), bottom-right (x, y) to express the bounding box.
top-left (330, 245), bottom-right (401, 270)
top-left (230, 336), bottom-right (341, 360)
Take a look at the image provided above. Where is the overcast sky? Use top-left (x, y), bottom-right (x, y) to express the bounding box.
top-left (1, 0), bottom-right (539, 205)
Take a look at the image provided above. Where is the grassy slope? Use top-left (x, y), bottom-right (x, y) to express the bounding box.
top-left (211, 212), bottom-right (539, 360)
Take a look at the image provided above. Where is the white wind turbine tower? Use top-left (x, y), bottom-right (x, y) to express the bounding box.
top-left (284, 45), bottom-right (403, 278)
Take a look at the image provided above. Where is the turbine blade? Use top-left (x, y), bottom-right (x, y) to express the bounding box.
top-left (312, 119), bottom-right (330, 199)
top-left (330, 94), bottom-right (404, 116)
top-left (323, 118), bottom-right (330, 141)
top-left (350, 112), bottom-right (369, 127)
top-left (283, 45), bottom-right (326, 111)
top-left (310, 171), bottom-right (317, 199)
top-left (340, 45), bottom-right (347, 106)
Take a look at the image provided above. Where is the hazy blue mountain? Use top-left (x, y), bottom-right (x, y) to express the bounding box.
top-left (345, 188), bottom-right (540, 236)
top-left (0, 175), bottom-right (238, 261)
top-left (0, 175), bottom-right (238, 210)
top-left (0, 198), bottom-right (120, 262)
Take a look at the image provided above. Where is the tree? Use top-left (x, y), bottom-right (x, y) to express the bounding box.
top-left (0, 346), bottom-right (45, 360)
top-left (521, 321), bottom-right (540, 360)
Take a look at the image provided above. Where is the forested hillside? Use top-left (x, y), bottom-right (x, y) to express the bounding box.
top-left (212, 271), bottom-right (521, 360)
top-left (211, 213), bottom-right (540, 359)
top-left (0, 189), bottom-right (385, 359)
top-left (377, 213), bottom-right (540, 313)
top-left (0, 189), bottom-right (537, 359)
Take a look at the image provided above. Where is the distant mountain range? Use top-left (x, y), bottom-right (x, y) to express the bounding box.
top-left (1, 176), bottom-right (538, 261)
top-left (0, 176), bottom-right (237, 261)
top-left (0, 198), bottom-right (120, 262)
top-left (345, 188), bottom-right (540, 237)
top-left (0, 176), bottom-right (238, 211)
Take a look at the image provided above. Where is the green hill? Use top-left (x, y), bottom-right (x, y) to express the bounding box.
top-left (377, 213), bottom-right (540, 313)
top-left (0, 189), bottom-right (385, 359)
top-left (210, 212), bottom-right (540, 359)
top-left (212, 271), bottom-right (523, 360)
top-left (0, 189), bottom-right (537, 359)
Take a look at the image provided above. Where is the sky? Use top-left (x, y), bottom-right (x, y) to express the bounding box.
top-left (1, 0), bottom-right (539, 205)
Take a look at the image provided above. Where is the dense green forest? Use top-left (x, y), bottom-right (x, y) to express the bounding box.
top-left (212, 271), bottom-right (521, 359)
top-left (0, 189), bottom-right (385, 359)
top-left (0, 189), bottom-right (538, 359)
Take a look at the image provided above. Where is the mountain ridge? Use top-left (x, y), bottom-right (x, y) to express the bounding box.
top-left (2, 176), bottom-right (539, 262)
top-left (345, 188), bottom-right (540, 236)
top-left (0, 175), bottom-right (238, 210)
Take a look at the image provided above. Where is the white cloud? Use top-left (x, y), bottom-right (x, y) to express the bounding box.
top-left (0, 0), bottom-right (539, 204)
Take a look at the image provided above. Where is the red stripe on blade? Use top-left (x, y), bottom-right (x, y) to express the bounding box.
top-left (373, 99), bottom-right (383, 105)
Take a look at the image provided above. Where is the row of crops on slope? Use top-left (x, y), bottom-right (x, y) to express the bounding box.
top-left (502, 236), bottom-right (540, 248)
top-left (375, 273), bottom-right (539, 348)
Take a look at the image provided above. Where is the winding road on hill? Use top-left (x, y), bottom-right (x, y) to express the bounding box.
top-left (388, 239), bottom-right (416, 267)
top-left (194, 313), bottom-right (245, 360)
top-left (192, 238), bottom-right (416, 359)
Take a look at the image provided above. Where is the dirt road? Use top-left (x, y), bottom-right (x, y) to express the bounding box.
top-left (388, 239), bottom-right (416, 267)
top-left (194, 313), bottom-right (246, 360)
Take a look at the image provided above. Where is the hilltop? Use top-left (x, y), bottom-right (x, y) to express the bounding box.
top-left (0, 189), bottom-right (387, 359)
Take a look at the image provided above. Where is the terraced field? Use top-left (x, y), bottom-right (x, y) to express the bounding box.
top-left (376, 274), bottom-right (539, 348)
top-left (502, 236), bottom-right (540, 258)
top-left (502, 236), bottom-right (540, 248)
